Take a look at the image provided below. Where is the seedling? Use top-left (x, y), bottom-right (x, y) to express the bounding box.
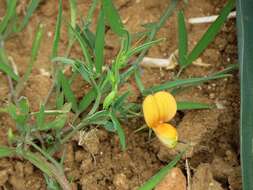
top-left (0, 0), bottom-right (237, 189)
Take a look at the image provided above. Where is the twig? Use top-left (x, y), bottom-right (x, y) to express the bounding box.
top-left (188, 11), bottom-right (236, 24)
top-left (185, 158), bottom-right (191, 190)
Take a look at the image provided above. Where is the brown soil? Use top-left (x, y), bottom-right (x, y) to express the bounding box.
top-left (0, 0), bottom-right (240, 190)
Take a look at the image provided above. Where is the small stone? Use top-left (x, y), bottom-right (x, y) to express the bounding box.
top-left (24, 162), bottom-right (33, 176)
top-left (0, 170), bottom-right (8, 186)
top-left (192, 164), bottom-right (223, 190)
top-left (80, 156), bottom-right (94, 173)
top-left (15, 162), bottom-right (24, 178)
top-left (9, 176), bottom-right (26, 190)
top-left (155, 167), bottom-right (186, 190)
top-left (113, 173), bottom-right (129, 190)
top-left (209, 93), bottom-right (215, 99)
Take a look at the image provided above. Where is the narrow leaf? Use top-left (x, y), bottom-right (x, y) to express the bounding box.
top-left (178, 11), bottom-right (188, 67)
top-left (95, 9), bottom-right (105, 74)
top-left (237, 0), bottom-right (253, 189)
top-left (177, 101), bottom-right (211, 110)
top-left (103, 0), bottom-right (126, 36)
top-left (111, 112), bottom-right (126, 150)
top-left (138, 151), bottom-right (184, 190)
top-left (51, 0), bottom-right (63, 58)
top-left (0, 47), bottom-right (19, 80)
top-left (0, 0), bottom-right (17, 34)
top-left (186, 0), bottom-right (235, 66)
top-left (0, 146), bottom-right (15, 158)
top-left (18, 0), bottom-right (41, 31)
top-left (143, 74), bottom-right (230, 95)
top-left (59, 71), bottom-right (78, 112)
top-left (78, 88), bottom-right (96, 112)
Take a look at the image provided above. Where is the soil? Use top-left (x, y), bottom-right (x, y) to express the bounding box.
top-left (0, 0), bottom-right (241, 190)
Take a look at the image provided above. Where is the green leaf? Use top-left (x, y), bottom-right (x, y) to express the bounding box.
top-left (186, 0), bottom-right (235, 66)
top-left (41, 114), bottom-right (67, 131)
top-left (69, 0), bottom-right (77, 30)
top-left (95, 9), bottom-right (105, 74)
top-left (0, 47), bottom-right (19, 81)
top-left (51, 0), bottom-right (63, 58)
top-left (237, 0), bottom-right (253, 189)
top-left (137, 151), bottom-right (184, 190)
top-left (70, 26), bottom-right (93, 68)
top-left (18, 0), bottom-right (41, 32)
top-left (36, 104), bottom-right (45, 129)
top-left (111, 112), bottom-right (126, 150)
top-left (103, 91), bottom-right (117, 109)
top-left (0, 0), bottom-right (17, 34)
top-left (18, 97), bottom-right (30, 114)
top-left (126, 38), bottom-right (163, 58)
top-left (177, 101), bottom-right (211, 110)
top-left (20, 151), bottom-right (53, 177)
top-left (78, 88), bottom-right (96, 112)
top-left (39, 104), bottom-right (71, 131)
top-left (102, 121), bottom-right (116, 132)
top-left (59, 71), bottom-right (78, 112)
top-left (103, 0), bottom-right (126, 36)
top-left (178, 11), bottom-right (188, 67)
top-left (86, 0), bottom-right (99, 25)
top-left (56, 92), bottom-right (64, 109)
top-left (0, 146), bottom-right (15, 158)
top-left (15, 24), bottom-right (44, 96)
top-left (113, 91), bottom-right (130, 109)
top-left (135, 68), bottom-right (145, 93)
top-left (52, 57), bottom-right (91, 83)
top-left (79, 25), bottom-right (96, 51)
top-left (143, 74), bottom-right (230, 95)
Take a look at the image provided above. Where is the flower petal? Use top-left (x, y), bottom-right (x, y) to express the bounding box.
top-left (154, 91), bottom-right (177, 123)
top-left (143, 95), bottom-right (159, 128)
top-left (153, 123), bottom-right (178, 148)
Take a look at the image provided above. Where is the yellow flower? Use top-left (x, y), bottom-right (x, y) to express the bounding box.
top-left (142, 91), bottom-right (178, 148)
top-left (153, 123), bottom-right (178, 148)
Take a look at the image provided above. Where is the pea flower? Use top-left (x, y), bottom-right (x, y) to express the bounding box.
top-left (142, 91), bottom-right (178, 148)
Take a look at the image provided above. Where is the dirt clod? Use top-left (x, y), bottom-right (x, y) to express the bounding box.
top-left (155, 167), bottom-right (186, 190)
top-left (192, 164), bottom-right (224, 190)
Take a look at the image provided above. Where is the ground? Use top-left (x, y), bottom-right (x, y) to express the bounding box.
top-left (0, 0), bottom-right (240, 190)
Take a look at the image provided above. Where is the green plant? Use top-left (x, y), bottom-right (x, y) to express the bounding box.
top-left (0, 0), bottom-right (40, 80)
top-left (0, 0), bottom-right (238, 189)
top-left (237, 0), bottom-right (253, 189)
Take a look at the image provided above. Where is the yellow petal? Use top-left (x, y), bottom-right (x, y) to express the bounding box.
top-left (143, 95), bottom-right (159, 128)
top-left (154, 91), bottom-right (177, 123)
top-left (153, 123), bottom-right (178, 148)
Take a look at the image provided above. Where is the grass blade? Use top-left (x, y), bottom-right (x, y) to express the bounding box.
top-left (186, 0), bottom-right (235, 66)
top-left (111, 111), bottom-right (126, 150)
top-left (126, 38), bottom-right (163, 58)
top-left (18, 0), bottom-right (41, 32)
top-left (103, 0), bottom-right (126, 36)
top-left (0, 47), bottom-right (19, 80)
top-left (137, 151), bottom-right (184, 190)
top-left (95, 9), bottom-right (105, 74)
top-left (0, 146), bottom-right (15, 158)
top-left (86, 0), bottom-right (99, 25)
top-left (178, 11), bottom-right (188, 67)
top-left (237, 0), bottom-right (253, 189)
top-left (143, 74), bottom-right (230, 95)
top-left (51, 0), bottom-right (63, 58)
top-left (71, 26), bottom-right (93, 68)
top-left (78, 88), bottom-right (96, 112)
top-left (0, 0), bottom-right (17, 34)
top-left (15, 23), bottom-right (44, 96)
top-left (59, 71), bottom-right (78, 112)
top-left (177, 101), bottom-right (211, 110)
